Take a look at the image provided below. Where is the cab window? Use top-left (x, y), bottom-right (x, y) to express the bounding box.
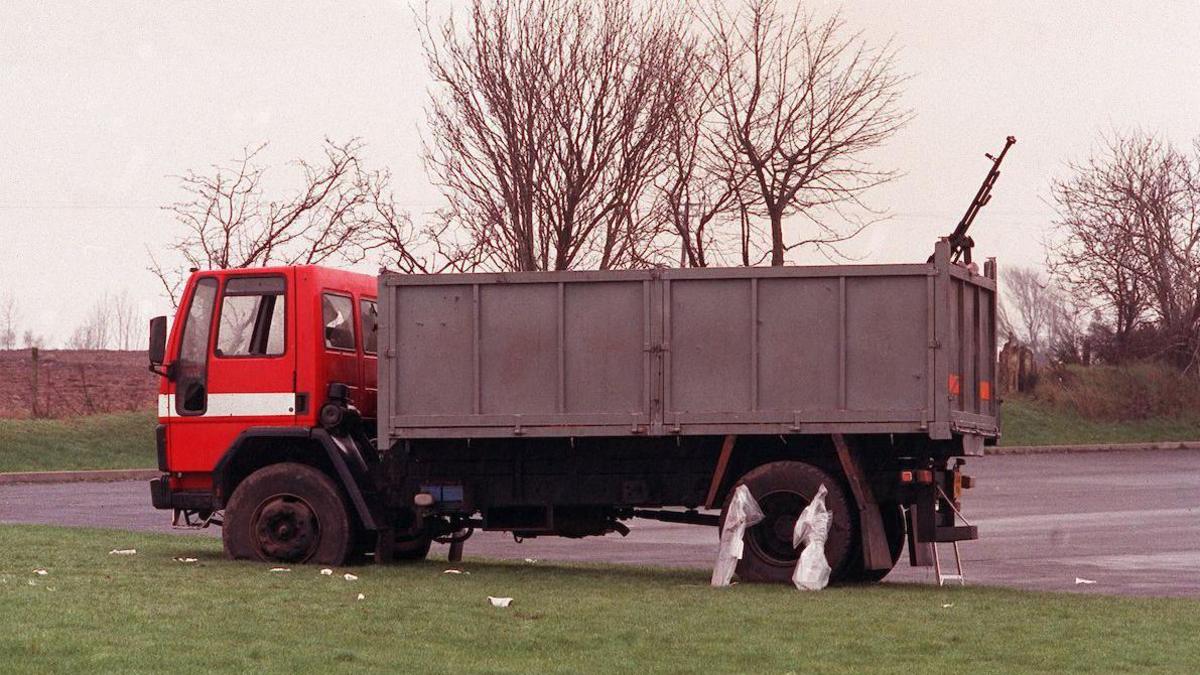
top-left (322, 293), bottom-right (356, 351)
top-left (360, 299), bottom-right (378, 355)
top-left (216, 276), bottom-right (286, 357)
top-left (176, 277), bottom-right (218, 415)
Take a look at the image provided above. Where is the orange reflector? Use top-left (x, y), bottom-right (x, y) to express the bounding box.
top-left (948, 374), bottom-right (961, 396)
top-left (980, 381), bottom-right (992, 401)
top-left (899, 470), bottom-right (913, 483)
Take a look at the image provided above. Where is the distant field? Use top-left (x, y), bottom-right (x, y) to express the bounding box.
top-left (0, 349), bottom-right (154, 419)
top-left (999, 397), bottom-right (1200, 447)
top-left (0, 410), bottom-right (155, 473)
top-left (2, 524), bottom-right (1198, 674)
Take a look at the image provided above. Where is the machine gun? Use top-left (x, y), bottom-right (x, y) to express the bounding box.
top-left (937, 135), bottom-right (1016, 265)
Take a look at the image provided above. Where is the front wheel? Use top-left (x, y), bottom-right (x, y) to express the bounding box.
top-left (720, 460), bottom-right (854, 584)
top-left (223, 462), bottom-right (353, 565)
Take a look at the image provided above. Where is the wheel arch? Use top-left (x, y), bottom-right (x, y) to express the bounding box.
top-left (707, 434), bottom-right (845, 509)
top-left (212, 427), bottom-right (380, 531)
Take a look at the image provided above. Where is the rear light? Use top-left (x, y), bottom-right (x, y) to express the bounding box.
top-left (914, 469), bottom-right (934, 484)
top-left (414, 493), bottom-right (435, 507)
top-left (899, 470), bottom-right (914, 483)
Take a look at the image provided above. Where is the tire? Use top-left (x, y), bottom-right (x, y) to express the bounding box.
top-left (720, 460), bottom-right (854, 584)
top-left (841, 503), bottom-right (906, 583)
top-left (223, 462), bottom-right (353, 565)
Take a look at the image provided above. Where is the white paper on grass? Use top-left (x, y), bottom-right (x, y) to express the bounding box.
top-left (791, 483), bottom-right (832, 591)
top-left (488, 596), bottom-right (513, 608)
top-left (711, 484), bottom-right (765, 587)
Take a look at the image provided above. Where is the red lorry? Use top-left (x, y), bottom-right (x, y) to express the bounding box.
top-left (148, 133), bottom-right (1013, 587)
top-left (148, 237), bottom-right (997, 583)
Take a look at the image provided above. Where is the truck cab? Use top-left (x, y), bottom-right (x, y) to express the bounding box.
top-left (149, 266), bottom-right (381, 545)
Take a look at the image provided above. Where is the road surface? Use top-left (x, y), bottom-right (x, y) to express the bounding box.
top-left (2, 450), bottom-right (1197, 597)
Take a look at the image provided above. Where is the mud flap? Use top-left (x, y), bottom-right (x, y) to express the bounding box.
top-left (906, 504), bottom-right (934, 567)
top-left (832, 434), bottom-right (892, 571)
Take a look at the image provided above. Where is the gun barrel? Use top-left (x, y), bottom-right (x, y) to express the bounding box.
top-left (947, 136), bottom-right (1016, 263)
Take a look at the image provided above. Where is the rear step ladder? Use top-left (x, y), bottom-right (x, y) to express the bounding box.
top-left (933, 541), bottom-right (965, 586)
top-left (932, 484), bottom-right (971, 586)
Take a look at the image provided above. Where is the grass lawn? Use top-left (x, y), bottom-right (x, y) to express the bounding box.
top-left (2, 525), bottom-right (1198, 673)
top-left (1000, 398), bottom-right (1200, 447)
top-left (0, 410), bottom-right (155, 473)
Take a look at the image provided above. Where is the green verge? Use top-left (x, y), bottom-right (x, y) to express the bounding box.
top-left (4, 402), bottom-right (1200, 474)
top-left (2, 525), bottom-right (1197, 674)
top-left (1000, 398), bottom-right (1200, 447)
top-left (0, 410), bottom-right (156, 473)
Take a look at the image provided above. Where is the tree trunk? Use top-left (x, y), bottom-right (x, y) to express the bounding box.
top-left (769, 210), bottom-right (785, 266)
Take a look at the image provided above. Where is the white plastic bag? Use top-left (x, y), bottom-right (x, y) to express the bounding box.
top-left (711, 484), bottom-right (765, 587)
top-left (791, 484), bottom-right (832, 591)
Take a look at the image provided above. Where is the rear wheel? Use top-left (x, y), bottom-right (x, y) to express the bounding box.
top-left (721, 460), bottom-right (854, 584)
top-left (223, 462), bottom-right (353, 565)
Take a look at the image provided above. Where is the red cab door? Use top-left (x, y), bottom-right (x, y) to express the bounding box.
top-left (167, 270), bottom-right (297, 476)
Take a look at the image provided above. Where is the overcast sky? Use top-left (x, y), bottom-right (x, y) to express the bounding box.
top-left (2, 1), bottom-right (1198, 347)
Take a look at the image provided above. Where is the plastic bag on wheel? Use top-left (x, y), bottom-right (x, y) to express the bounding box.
top-left (711, 484), bottom-right (765, 587)
top-left (791, 483), bottom-right (832, 591)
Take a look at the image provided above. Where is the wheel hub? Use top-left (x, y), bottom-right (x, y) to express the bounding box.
top-left (747, 490), bottom-right (809, 566)
top-left (253, 495), bottom-right (320, 563)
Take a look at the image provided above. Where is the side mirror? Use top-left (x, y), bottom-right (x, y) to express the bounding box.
top-left (148, 316), bottom-right (168, 367)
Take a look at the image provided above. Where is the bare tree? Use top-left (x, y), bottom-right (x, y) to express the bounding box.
top-left (153, 138), bottom-right (431, 305)
top-left (68, 295), bottom-right (115, 350)
top-left (1001, 266), bottom-right (1058, 355)
top-left (22, 329), bottom-right (44, 349)
top-left (704, 0), bottom-right (909, 265)
top-left (0, 291), bottom-right (17, 350)
top-left (360, 178), bottom-right (483, 274)
top-left (1050, 131), bottom-right (1200, 369)
top-left (652, 36), bottom-right (764, 268)
top-left (111, 290), bottom-right (144, 351)
top-left (419, 0), bottom-right (695, 272)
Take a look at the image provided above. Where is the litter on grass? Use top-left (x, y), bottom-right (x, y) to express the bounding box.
top-left (357, 593), bottom-right (365, 601)
top-left (109, 549), bottom-right (137, 556)
top-left (344, 573), bottom-right (358, 581)
top-left (488, 596), bottom-right (513, 608)
top-left (443, 569), bottom-right (469, 575)
top-left (942, 603), bottom-right (954, 609)
top-left (33, 569), bottom-right (48, 576)
top-left (173, 557), bottom-right (198, 563)
top-left (524, 558), bottom-right (538, 564)
top-left (1075, 577), bottom-right (1097, 585)
top-left (321, 569), bottom-right (334, 576)
top-left (270, 567), bottom-right (291, 573)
